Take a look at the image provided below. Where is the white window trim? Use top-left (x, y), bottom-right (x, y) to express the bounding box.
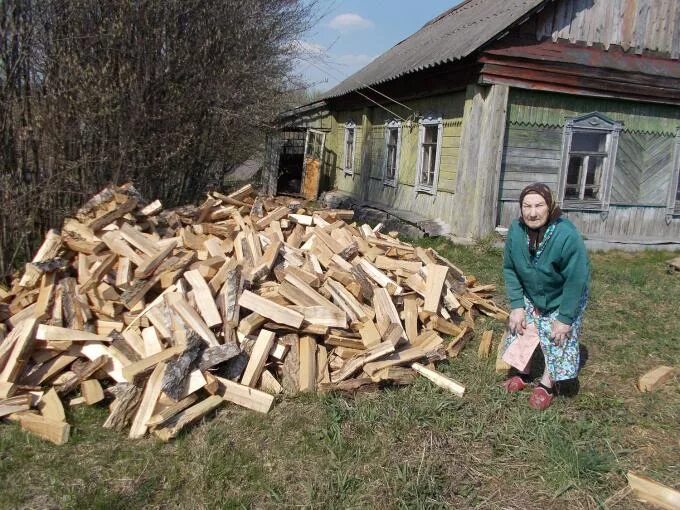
top-left (383, 119), bottom-right (401, 187)
top-left (665, 127), bottom-right (680, 223)
top-left (343, 121), bottom-right (357, 175)
top-left (415, 113), bottom-right (443, 195)
top-left (557, 112), bottom-right (621, 218)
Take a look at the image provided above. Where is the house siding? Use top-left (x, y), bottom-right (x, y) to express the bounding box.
top-left (326, 91), bottom-right (466, 225)
top-left (498, 89), bottom-right (680, 240)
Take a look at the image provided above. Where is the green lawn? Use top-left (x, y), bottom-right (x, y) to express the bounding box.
top-left (1, 241), bottom-right (679, 509)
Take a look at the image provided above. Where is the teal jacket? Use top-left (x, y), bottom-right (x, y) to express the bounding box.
top-left (503, 218), bottom-right (590, 325)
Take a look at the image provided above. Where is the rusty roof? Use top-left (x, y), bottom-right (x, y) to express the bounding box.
top-left (322, 0), bottom-right (547, 100)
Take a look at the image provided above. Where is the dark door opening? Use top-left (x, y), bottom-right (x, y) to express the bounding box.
top-left (277, 130), bottom-right (306, 195)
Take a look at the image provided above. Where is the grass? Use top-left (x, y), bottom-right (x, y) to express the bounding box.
top-left (1, 241), bottom-right (679, 509)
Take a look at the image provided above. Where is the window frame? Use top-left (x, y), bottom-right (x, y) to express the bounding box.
top-left (557, 112), bottom-right (621, 216)
top-left (343, 121), bottom-right (357, 175)
top-left (383, 119), bottom-right (401, 187)
top-left (415, 113), bottom-right (443, 195)
top-left (665, 127), bottom-right (680, 223)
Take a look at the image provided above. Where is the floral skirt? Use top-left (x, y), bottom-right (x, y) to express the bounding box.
top-left (501, 290), bottom-right (588, 382)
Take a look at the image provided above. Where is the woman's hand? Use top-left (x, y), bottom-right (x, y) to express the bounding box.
top-left (508, 308), bottom-right (526, 335)
top-left (550, 320), bottom-right (572, 346)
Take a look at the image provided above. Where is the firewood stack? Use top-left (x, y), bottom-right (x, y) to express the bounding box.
top-left (0, 183), bottom-right (508, 444)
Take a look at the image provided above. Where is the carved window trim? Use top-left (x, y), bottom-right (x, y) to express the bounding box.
top-left (415, 113), bottom-right (443, 195)
top-left (665, 127), bottom-right (680, 223)
top-left (343, 120), bottom-right (357, 175)
top-left (383, 119), bottom-right (401, 187)
top-left (557, 112), bottom-right (622, 218)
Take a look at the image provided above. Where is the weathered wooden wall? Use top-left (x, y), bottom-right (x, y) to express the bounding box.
top-left (327, 91), bottom-right (466, 226)
top-left (498, 202), bottom-right (680, 242)
top-left (523, 0), bottom-right (680, 58)
top-left (498, 89), bottom-right (680, 241)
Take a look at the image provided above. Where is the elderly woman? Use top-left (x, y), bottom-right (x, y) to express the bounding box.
top-left (501, 183), bottom-right (590, 410)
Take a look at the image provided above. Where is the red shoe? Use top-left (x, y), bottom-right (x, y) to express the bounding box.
top-left (528, 386), bottom-right (554, 410)
top-left (501, 375), bottom-right (528, 393)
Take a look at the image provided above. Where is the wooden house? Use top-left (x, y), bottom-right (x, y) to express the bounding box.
top-left (269, 0), bottom-right (680, 245)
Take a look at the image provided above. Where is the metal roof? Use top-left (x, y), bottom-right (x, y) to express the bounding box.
top-left (322, 0), bottom-right (547, 100)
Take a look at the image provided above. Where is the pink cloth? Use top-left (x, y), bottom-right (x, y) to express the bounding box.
top-left (502, 323), bottom-right (540, 372)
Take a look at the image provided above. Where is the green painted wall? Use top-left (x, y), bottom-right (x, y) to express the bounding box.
top-left (508, 89), bottom-right (680, 135)
top-left (324, 91), bottom-right (466, 213)
top-left (501, 89), bottom-right (680, 209)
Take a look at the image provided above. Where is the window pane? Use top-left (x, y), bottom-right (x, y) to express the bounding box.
top-left (567, 156), bottom-right (582, 185)
top-left (424, 126), bottom-right (437, 144)
top-left (388, 128), bottom-right (398, 145)
top-left (565, 186), bottom-right (579, 199)
top-left (345, 128), bottom-right (354, 169)
top-left (428, 146), bottom-right (436, 183)
top-left (386, 146), bottom-right (396, 180)
top-left (583, 156), bottom-right (604, 199)
top-left (571, 131), bottom-right (607, 152)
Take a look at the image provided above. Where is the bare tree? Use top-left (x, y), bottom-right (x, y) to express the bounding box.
top-left (0, 0), bottom-right (315, 276)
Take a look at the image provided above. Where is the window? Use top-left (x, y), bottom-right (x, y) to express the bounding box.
top-left (415, 114), bottom-right (442, 194)
top-left (343, 121), bottom-right (356, 175)
top-left (666, 127), bottom-right (680, 222)
top-left (384, 120), bottom-right (401, 186)
top-left (558, 113), bottom-right (621, 212)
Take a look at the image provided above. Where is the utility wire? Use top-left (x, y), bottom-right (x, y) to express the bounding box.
top-left (305, 58), bottom-right (412, 122)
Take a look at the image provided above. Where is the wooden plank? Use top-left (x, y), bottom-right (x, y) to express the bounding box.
top-left (627, 471), bottom-right (680, 510)
top-left (37, 388), bottom-right (65, 422)
top-left (168, 295), bottom-right (219, 347)
top-left (374, 256), bottom-right (422, 273)
top-left (284, 272), bottom-right (342, 312)
top-left (241, 329), bottom-right (276, 387)
top-left (324, 278), bottom-right (372, 323)
top-left (403, 294), bottom-right (419, 343)
top-left (80, 379), bottom-right (105, 405)
top-left (638, 366), bottom-right (677, 392)
top-left (356, 258), bottom-right (402, 295)
top-left (293, 306), bottom-right (347, 328)
top-left (0, 318), bottom-right (38, 383)
top-left (147, 393), bottom-right (199, 428)
top-left (363, 347), bottom-right (427, 376)
top-left (423, 264), bottom-right (448, 314)
top-left (299, 336), bottom-right (317, 392)
top-left (101, 230), bottom-right (145, 267)
top-left (183, 270), bottom-right (222, 328)
top-left (331, 341), bottom-right (395, 383)
top-left (215, 376), bottom-right (275, 413)
top-left (260, 369), bottom-right (284, 394)
top-left (412, 363), bottom-right (465, 397)
top-left (19, 414), bottom-right (70, 445)
top-left (79, 253), bottom-right (117, 293)
top-left (36, 325), bottom-right (110, 343)
top-left (19, 229), bottom-right (62, 288)
top-left (34, 272), bottom-right (56, 320)
top-left (478, 330), bottom-right (493, 359)
top-left (134, 241), bottom-right (177, 279)
top-left (129, 362), bottom-right (167, 439)
top-left (359, 321), bottom-right (381, 348)
top-left (238, 290), bottom-right (304, 328)
top-left (154, 395), bottom-right (224, 441)
top-left (119, 223), bottom-right (161, 256)
top-left (142, 326), bottom-right (164, 356)
top-left (121, 345), bottom-right (183, 382)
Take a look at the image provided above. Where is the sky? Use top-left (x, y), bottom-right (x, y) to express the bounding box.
top-left (296, 0), bottom-right (464, 92)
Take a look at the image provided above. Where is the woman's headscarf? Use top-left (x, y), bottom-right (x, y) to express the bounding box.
top-left (519, 182), bottom-right (562, 255)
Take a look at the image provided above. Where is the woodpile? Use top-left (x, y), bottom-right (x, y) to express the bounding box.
top-left (0, 183), bottom-right (507, 443)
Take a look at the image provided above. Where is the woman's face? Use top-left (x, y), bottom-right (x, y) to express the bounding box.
top-left (521, 193), bottom-right (549, 229)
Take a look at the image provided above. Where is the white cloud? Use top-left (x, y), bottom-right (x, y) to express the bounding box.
top-left (328, 13), bottom-right (374, 31)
